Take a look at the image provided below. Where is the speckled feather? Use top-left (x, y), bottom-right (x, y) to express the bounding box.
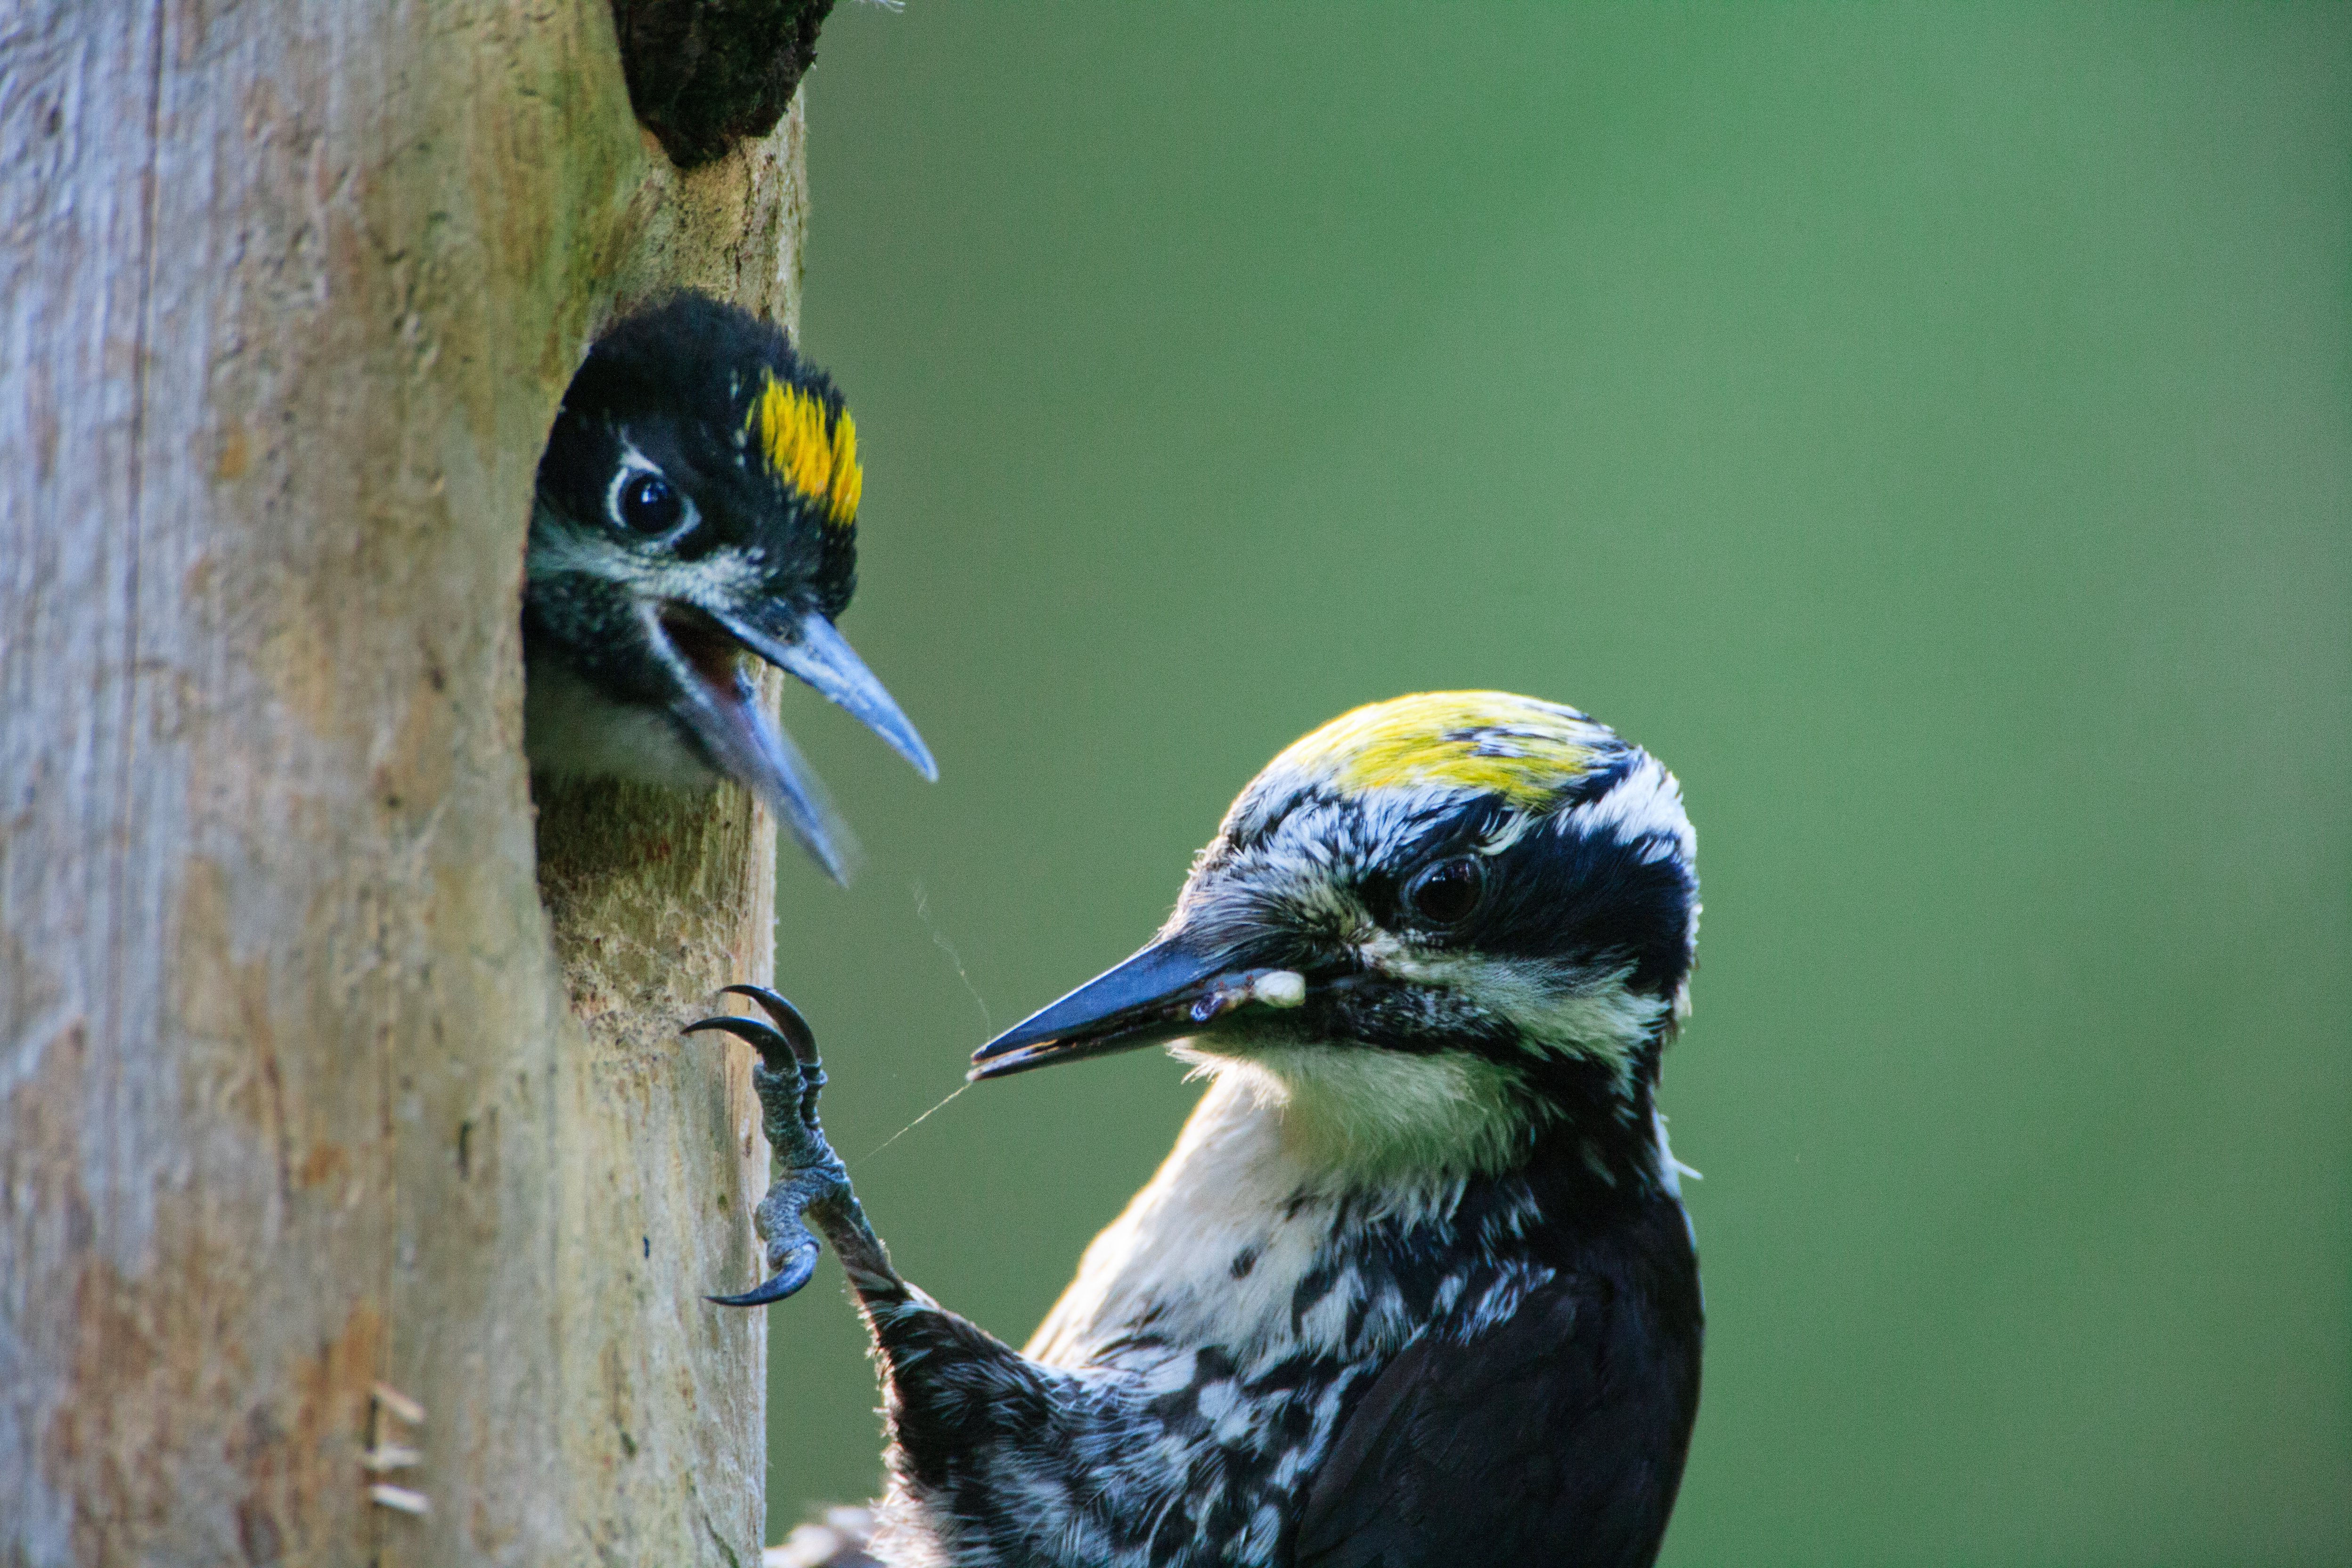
top-left (774, 694), bottom-right (1704, 1566)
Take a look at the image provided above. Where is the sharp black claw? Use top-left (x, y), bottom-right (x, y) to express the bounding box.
top-left (707, 1241), bottom-right (820, 1307)
top-left (684, 1013), bottom-right (802, 1074)
top-left (706, 1277), bottom-right (801, 1309)
top-left (719, 985), bottom-right (819, 1064)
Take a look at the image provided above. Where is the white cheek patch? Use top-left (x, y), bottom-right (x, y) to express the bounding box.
top-left (529, 515), bottom-right (770, 613)
top-left (647, 549), bottom-right (768, 609)
top-left (526, 511), bottom-right (637, 580)
top-left (1359, 938), bottom-right (1668, 1093)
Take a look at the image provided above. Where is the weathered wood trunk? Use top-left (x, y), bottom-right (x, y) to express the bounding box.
top-left (0, 3), bottom-right (803, 1561)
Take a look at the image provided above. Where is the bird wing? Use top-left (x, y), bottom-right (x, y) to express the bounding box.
top-left (1294, 1274), bottom-right (1699, 1568)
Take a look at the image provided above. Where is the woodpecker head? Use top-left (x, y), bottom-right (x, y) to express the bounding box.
top-left (523, 292), bottom-right (934, 882)
top-left (972, 693), bottom-right (1699, 1183)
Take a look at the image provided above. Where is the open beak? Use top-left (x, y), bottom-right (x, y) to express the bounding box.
top-left (712, 605), bottom-right (938, 784)
top-left (969, 933), bottom-right (1314, 1081)
top-left (652, 601), bottom-right (934, 886)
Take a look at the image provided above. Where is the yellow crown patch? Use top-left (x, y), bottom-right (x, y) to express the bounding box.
top-left (1278, 692), bottom-right (1607, 806)
top-left (751, 373), bottom-right (861, 527)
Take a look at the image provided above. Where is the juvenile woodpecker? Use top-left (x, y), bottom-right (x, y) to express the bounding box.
top-left (524, 292), bottom-right (934, 882)
top-left (695, 692), bottom-right (1704, 1566)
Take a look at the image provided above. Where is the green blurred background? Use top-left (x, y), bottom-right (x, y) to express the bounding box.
top-left (761, 5), bottom-right (2350, 1561)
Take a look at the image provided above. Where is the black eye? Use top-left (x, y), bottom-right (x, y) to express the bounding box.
top-left (1402, 856), bottom-right (1486, 929)
top-left (616, 471), bottom-right (684, 534)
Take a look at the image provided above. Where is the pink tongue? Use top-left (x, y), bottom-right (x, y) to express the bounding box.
top-left (661, 606), bottom-right (744, 697)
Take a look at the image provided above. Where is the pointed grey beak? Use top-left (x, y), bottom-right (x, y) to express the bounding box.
top-left (969, 934), bottom-right (1315, 1080)
top-left (711, 607), bottom-right (938, 784)
top-left (649, 603), bottom-right (862, 884)
top-left (652, 600), bottom-right (932, 885)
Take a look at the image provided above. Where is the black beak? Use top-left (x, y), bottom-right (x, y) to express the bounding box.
top-left (969, 934), bottom-right (1315, 1081)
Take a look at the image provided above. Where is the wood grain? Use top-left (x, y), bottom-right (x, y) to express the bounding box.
top-left (0, 4), bottom-right (801, 1561)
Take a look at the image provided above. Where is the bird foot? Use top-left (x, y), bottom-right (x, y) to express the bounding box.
top-left (685, 984), bottom-right (857, 1308)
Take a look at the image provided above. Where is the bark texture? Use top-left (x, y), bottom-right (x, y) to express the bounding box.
top-left (0, 3), bottom-right (804, 1562)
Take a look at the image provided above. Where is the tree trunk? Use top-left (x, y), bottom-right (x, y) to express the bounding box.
top-left (0, 4), bottom-right (800, 1562)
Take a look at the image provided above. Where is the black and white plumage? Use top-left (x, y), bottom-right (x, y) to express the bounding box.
top-left (524, 292), bottom-right (934, 882)
top-left (704, 692), bottom-right (1705, 1566)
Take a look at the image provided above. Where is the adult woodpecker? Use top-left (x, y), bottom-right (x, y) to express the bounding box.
top-left (523, 292), bottom-right (934, 882)
top-left (696, 692), bottom-right (1704, 1566)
